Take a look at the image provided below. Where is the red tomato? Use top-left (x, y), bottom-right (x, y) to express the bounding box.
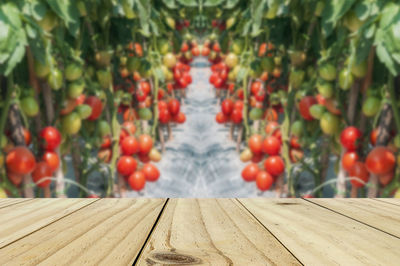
top-left (264, 156), bottom-right (285, 177)
top-left (370, 128), bottom-right (379, 146)
top-left (101, 136), bottom-right (112, 148)
top-left (139, 81), bottom-right (151, 95)
top-left (299, 96), bottom-right (317, 121)
top-left (42, 151), bottom-right (60, 172)
top-left (121, 136), bottom-right (139, 155)
top-left (168, 99), bottom-right (180, 116)
top-left (366, 146), bottom-right (396, 175)
top-left (248, 134), bottom-right (264, 154)
top-left (40, 127), bottom-right (62, 151)
top-left (290, 136), bottom-right (301, 149)
top-left (212, 42), bottom-right (221, 52)
top-left (241, 163), bottom-right (260, 182)
top-left (258, 43), bottom-right (267, 56)
top-left (158, 100), bottom-right (168, 110)
top-left (251, 81), bottom-right (262, 95)
top-left (216, 112), bottom-right (228, 124)
top-left (230, 108), bottom-right (243, 124)
top-left (262, 136), bottom-right (281, 156)
top-left (221, 99), bottom-right (234, 116)
top-left (256, 171), bottom-right (274, 191)
top-left (128, 171), bottom-right (146, 191)
top-left (159, 108), bottom-right (171, 124)
top-left (192, 46), bottom-right (200, 57)
top-left (7, 172), bottom-right (23, 186)
top-left (201, 46), bottom-right (210, 57)
top-left (135, 89), bottom-right (147, 102)
top-left (139, 134), bottom-right (153, 154)
top-left (379, 171), bottom-right (394, 186)
top-left (23, 128), bottom-right (32, 146)
top-left (348, 162), bottom-right (370, 188)
top-left (117, 156), bottom-right (137, 176)
top-left (158, 89), bottom-right (165, 100)
top-left (85, 96), bottom-right (103, 121)
top-left (234, 101), bottom-right (244, 110)
top-left (237, 89), bottom-right (244, 100)
top-left (340, 127), bottom-right (362, 151)
top-left (342, 151), bottom-right (359, 172)
top-left (142, 163), bottom-right (160, 182)
top-left (138, 152), bottom-right (151, 163)
top-left (123, 108), bottom-right (138, 121)
top-left (173, 112), bottom-right (186, 124)
top-left (6, 146), bottom-right (36, 175)
top-left (251, 153), bottom-right (264, 163)
top-left (181, 42), bottom-right (189, 53)
top-left (32, 162), bottom-right (53, 188)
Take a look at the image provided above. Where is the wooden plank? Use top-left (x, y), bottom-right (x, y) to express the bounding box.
top-left (0, 199), bottom-right (165, 266)
top-left (239, 198), bottom-right (400, 266)
top-left (374, 198), bottom-right (400, 206)
top-left (307, 198), bottom-right (400, 237)
top-left (0, 198), bottom-right (32, 209)
top-left (136, 198), bottom-right (301, 265)
top-left (0, 199), bottom-right (96, 249)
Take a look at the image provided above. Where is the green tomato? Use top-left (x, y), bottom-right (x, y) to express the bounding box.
top-left (158, 39), bottom-right (170, 55)
top-left (34, 58), bottom-right (51, 79)
top-left (343, 10), bottom-right (364, 32)
top-left (232, 40), bottom-right (244, 55)
top-left (249, 108), bottom-right (263, 120)
top-left (291, 120), bottom-right (304, 137)
top-left (95, 51), bottom-right (112, 68)
top-left (20, 97), bottom-right (39, 117)
top-left (362, 97), bottom-right (381, 117)
top-left (289, 50), bottom-right (306, 67)
top-left (96, 70), bottom-right (112, 89)
top-left (226, 17), bottom-right (236, 29)
top-left (127, 57), bottom-right (141, 73)
top-left (67, 79), bottom-right (85, 99)
top-left (62, 112), bottom-right (82, 135)
top-left (320, 112), bottom-right (340, 135)
top-left (65, 63), bottom-right (83, 81)
top-left (338, 68), bottom-right (354, 90)
top-left (289, 70), bottom-right (305, 89)
top-left (394, 135), bottom-right (400, 148)
top-left (0, 187), bottom-right (6, 198)
top-left (0, 134), bottom-right (8, 149)
top-left (261, 57), bottom-right (275, 73)
top-left (165, 17), bottom-right (176, 29)
top-left (98, 120), bottom-right (111, 137)
top-left (47, 68), bottom-right (63, 90)
top-left (317, 80), bottom-right (334, 98)
top-left (36, 11), bottom-right (58, 32)
top-left (314, 1), bottom-right (325, 17)
top-left (319, 63), bottom-right (336, 81)
top-left (76, 104), bottom-right (92, 120)
top-left (138, 108), bottom-right (152, 120)
top-left (309, 104), bottom-right (326, 120)
top-left (351, 60), bottom-right (367, 79)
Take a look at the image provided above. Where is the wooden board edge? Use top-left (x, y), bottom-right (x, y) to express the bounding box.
top-left (235, 198), bottom-right (303, 265)
top-left (131, 198), bottom-right (170, 265)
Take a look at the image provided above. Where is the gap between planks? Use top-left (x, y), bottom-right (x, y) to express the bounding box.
top-left (304, 198), bottom-right (400, 239)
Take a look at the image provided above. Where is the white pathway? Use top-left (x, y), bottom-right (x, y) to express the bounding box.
top-left (127, 58), bottom-right (275, 197)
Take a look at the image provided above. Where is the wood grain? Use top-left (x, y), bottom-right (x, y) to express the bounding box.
top-left (374, 198), bottom-right (400, 206)
top-left (0, 198), bottom-right (32, 209)
top-left (136, 198), bottom-right (301, 266)
top-left (0, 199), bottom-right (165, 266)
top-left (239, 198), bottom-right (400, 266)
top-left (307, 198), bottom-right (400, 237)
top-left (0, 199), bottom-right (96, 249)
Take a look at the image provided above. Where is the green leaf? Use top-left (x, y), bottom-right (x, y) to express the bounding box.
top-left (225, 0), bottom-right (240, 9)
top-left (177, 0), bottom-right (198, 7)
top-left (46, 0), bottom-right (80, 36)
top-left (134, 0), bottom-right (150, 36)
top-left (321, 0), bottom-right (356, 37)
top-left (204, 0), bottom-right (225, 7)
top-left (162, 0), bottom-right (178, 9)
top-left (376, 44), bottom-right (398, 75)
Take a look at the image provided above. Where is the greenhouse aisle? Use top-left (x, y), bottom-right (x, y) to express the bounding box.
top-left (127, 58), bottom-right (274, 197)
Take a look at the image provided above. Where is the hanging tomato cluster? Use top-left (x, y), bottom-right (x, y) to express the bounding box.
top-left (0, 0), bottom-right (199, 198)
top-left (201, 0), bottom-right (400, 198)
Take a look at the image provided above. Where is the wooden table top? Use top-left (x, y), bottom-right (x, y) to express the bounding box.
top-left (0, 198), bottom-right (399, 265)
